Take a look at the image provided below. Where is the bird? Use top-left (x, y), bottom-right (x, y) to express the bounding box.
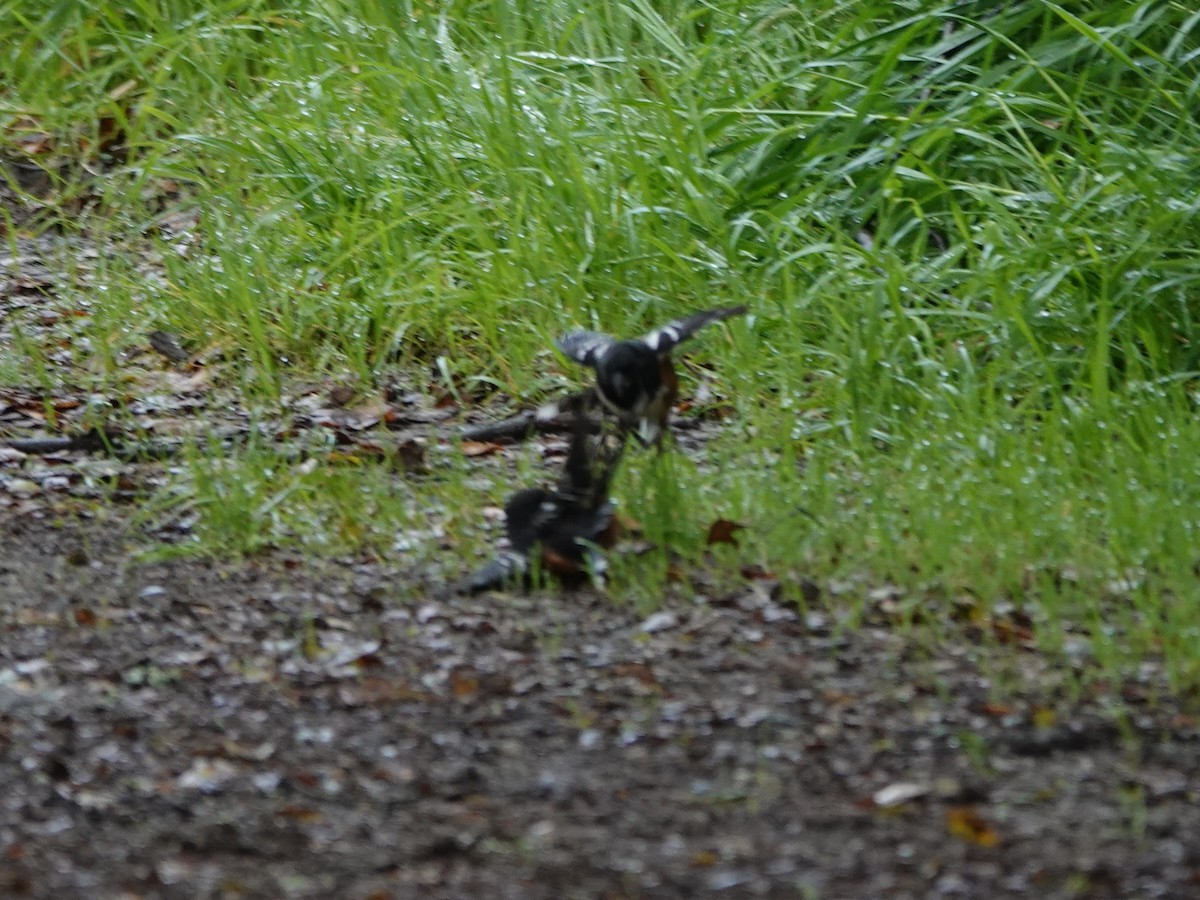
top-left (555, 304), bottom-right (747, 445)
top-left (454, 402), bottom-right (626, 594)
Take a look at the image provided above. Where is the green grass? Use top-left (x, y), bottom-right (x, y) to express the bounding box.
top-left (3, 1), bottom-right (1200, 690)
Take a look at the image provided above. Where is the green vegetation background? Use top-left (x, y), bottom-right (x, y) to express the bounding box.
top-left (3, 1), bottom-right (1199, 688)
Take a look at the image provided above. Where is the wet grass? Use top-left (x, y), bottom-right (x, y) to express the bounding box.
top-left (3, 1), bottom-right (1200, 689)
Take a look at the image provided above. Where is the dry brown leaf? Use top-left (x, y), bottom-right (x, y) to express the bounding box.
top-left (461, 440), bottom-right (504, 458)
top-left (394, 437), bottom-right (427, 474)
top-left (276, 805), bottom-right (323, 824)
top-left (344, 398), bottom-right (389, 429)
top-left (739, 563), bottom-right (777, 580)
top-left (1032, 707), bottom-right (1057, 729)
top-left (706, 518), bottom-right (746, 547)
top-left (991, 617), bottom-right (1035, 645)
top-left (99, 113), bottom-right (123, 149)
top-left (611, 662), bottom-right (660, 689)
top-left (946, 806), bottom-right (1000, 847)
top-left (450, 668), bottom-right (479, 698)
top-left (328, 384), bottom-right (357, 407)
top-left (350, 440), bottom-right (388, 459)
top-left (15, 128), bottom-right (53, 155)
top-left (348, 677), bottom-right (433, 706)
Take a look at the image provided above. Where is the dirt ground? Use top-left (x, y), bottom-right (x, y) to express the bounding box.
top-left (1, 512), bottom-right (1199, 899)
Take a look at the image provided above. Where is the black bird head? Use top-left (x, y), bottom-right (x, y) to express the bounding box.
top-left (556, 304), bottom-right (747, 445)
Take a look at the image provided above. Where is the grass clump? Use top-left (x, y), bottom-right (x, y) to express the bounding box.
top-left (2, 1), bottom-right (1200, 688)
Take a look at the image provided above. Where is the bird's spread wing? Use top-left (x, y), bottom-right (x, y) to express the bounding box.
top-left (642, 304), bottom-right (748, 353)
top-left (556, 330), bottom-right (614, 367)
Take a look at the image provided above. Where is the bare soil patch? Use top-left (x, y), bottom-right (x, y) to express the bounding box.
top-left (2, 513), bottom-right (1199, 898)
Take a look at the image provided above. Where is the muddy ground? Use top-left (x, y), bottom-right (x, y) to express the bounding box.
top-left (1, 511), bottom-right (1199, 899)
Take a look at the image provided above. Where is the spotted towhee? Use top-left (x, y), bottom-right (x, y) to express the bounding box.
top-left (455, 402), bottom-right (626, 594)
top-left (555, 304), bottom-right (747, 445)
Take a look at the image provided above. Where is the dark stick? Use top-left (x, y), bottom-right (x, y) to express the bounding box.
top-left (460, 389), bottom-right (600, 442)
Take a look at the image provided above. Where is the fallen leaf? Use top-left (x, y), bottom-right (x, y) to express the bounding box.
top-left (640, 611), bottom-right (678, 634)
top-left (323, 639), bottom-right (382, 670)
top-left (347, 677), bottom-right (433, 705)
top-left (328, 384), bottom-right (357, 407)
top-left (450, 668), bottom-right (479, 699)
top-left (306, 396), bottom-right (387, 433)
top-left (1032, 707), bottom-right (1057, 729)
top-left (462, 440), bottom-right (504, 458)
top-left (340, 398), bottom-right (389, 430)
top-left (873, 782), bottom-right (930, 808)
top-left (93, 112), bottom-right (126, 153)
top-left (705, 518), bottom-right (746, 547)
top-left (216, 739), bottom-right (276, 762)
top-left (13, 119), bottom-right (53, 155)
top-left (739, 564), bottom-right (777, 581)
top-left (946, 806), bottom-right (1000, 847)
top-left (611, 662), bottom-right (660, 689)
top-left (163, 369), bottom-right (211, 394)
top-left (394, 437), bottom-right (427, 473)
top-left (176, 758), bottom-right (239, 793)
top-left (148, 330), bottom-right (190, 363)
top-left (289, 769), bottom-right (319, 788)
top-left (991, 617), bottom-right (1035, 645)
top-left (276, 805), bottom-right (322, 824)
